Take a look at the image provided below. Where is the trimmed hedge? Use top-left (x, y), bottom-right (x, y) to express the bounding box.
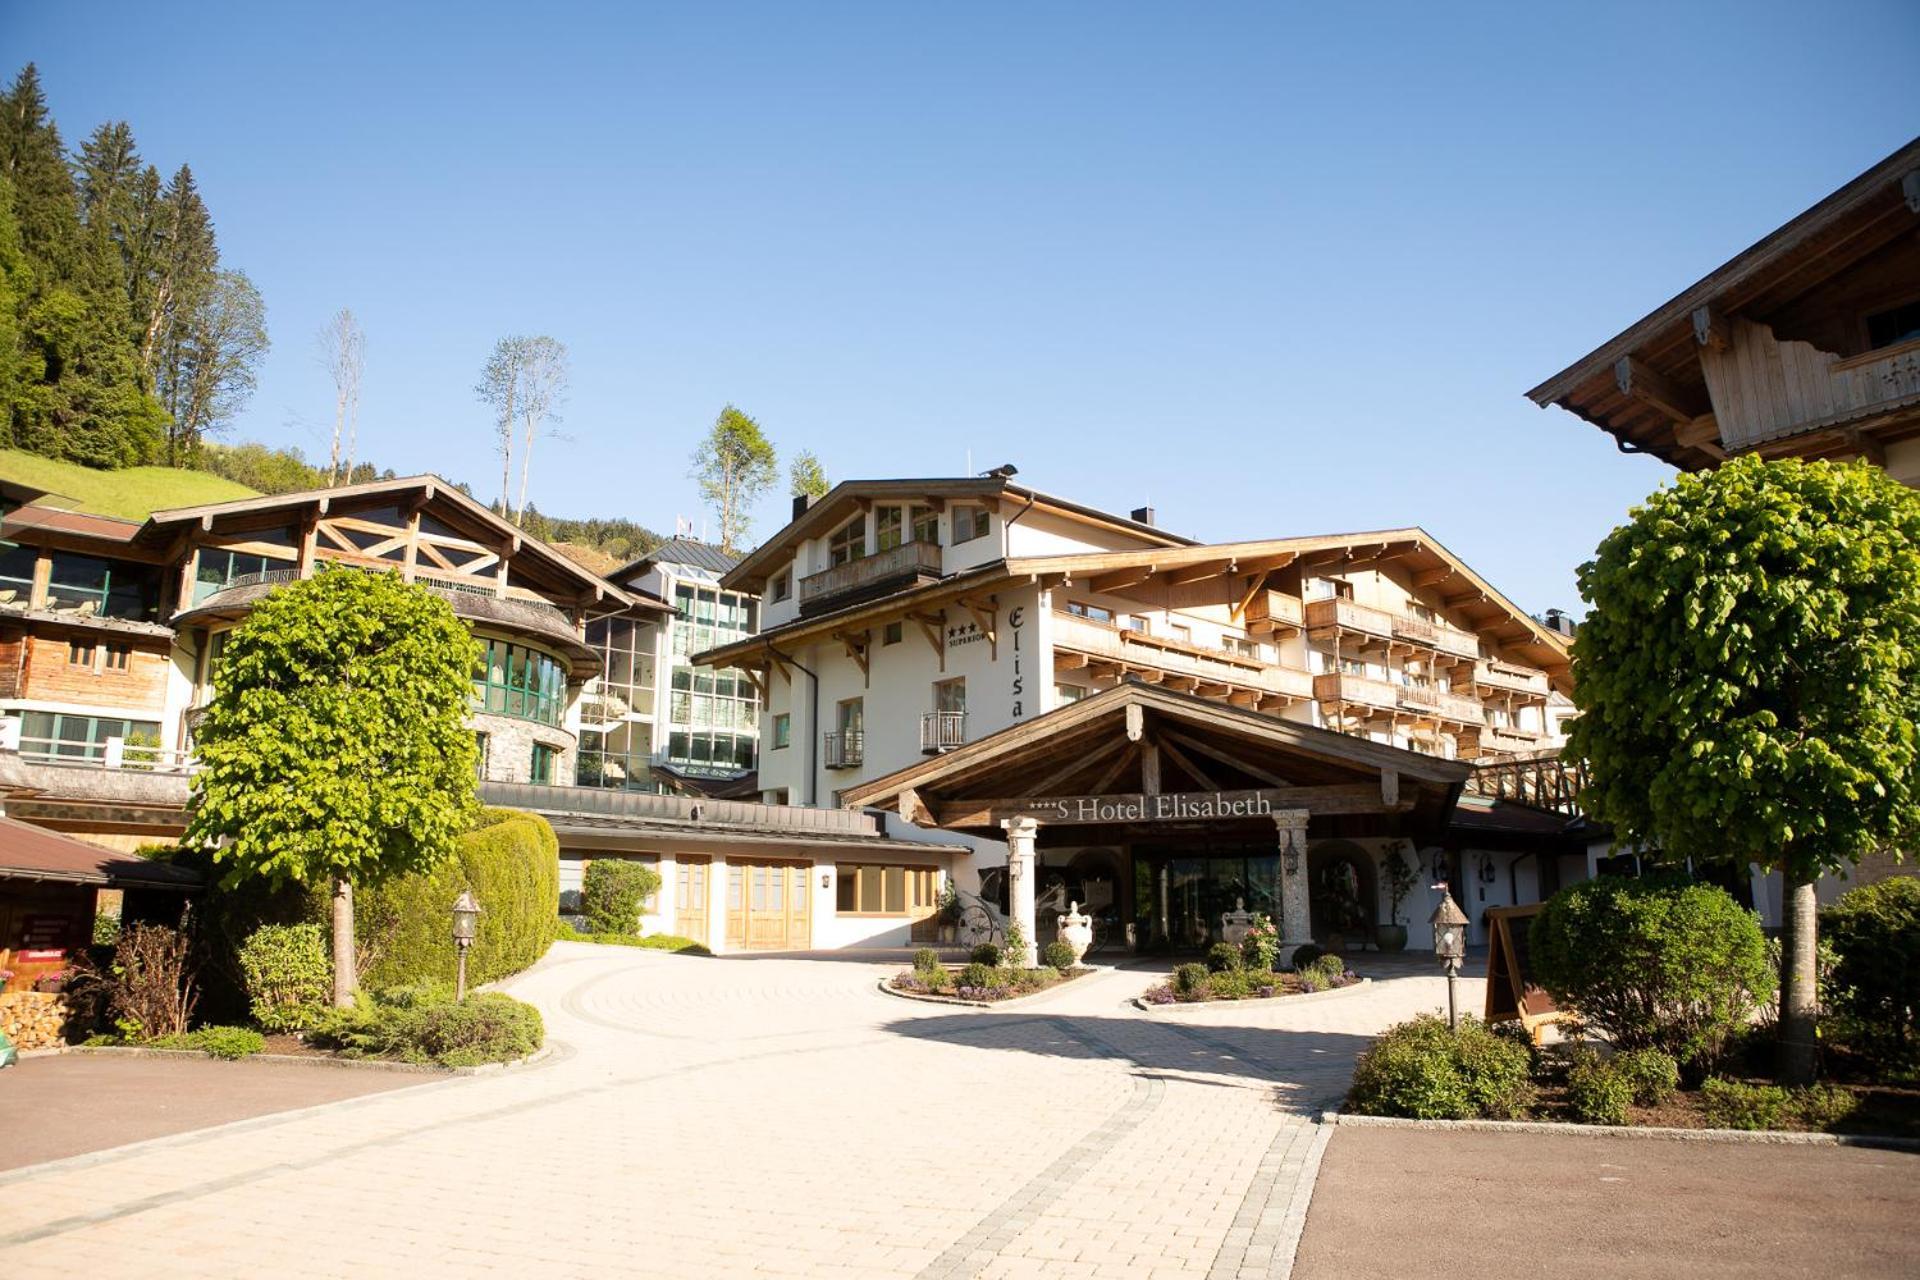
top-left (581, 858), bottom-right (661, 936)
top-left (1823, 877), bottom-right (1920, 1068)
top-left (358, 808), bottom-right (559, 990)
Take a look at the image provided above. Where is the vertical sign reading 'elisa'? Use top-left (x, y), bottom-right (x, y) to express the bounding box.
top-left (1009, 606), bottom-right (1026, 719)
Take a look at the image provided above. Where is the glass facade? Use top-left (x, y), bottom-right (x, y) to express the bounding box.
top-left (475, 638), bottom-right (566, 726)
top-left (20, 711), bottom-right (162, 763)
top-left (665, 578), bottom-right (759, 776)
top-left (47, 553), bottom-right (162, 620)
top-left (579, 615), bottom-right (660, 790)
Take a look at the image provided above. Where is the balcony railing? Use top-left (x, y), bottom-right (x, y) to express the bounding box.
top-left (920, 711), bottom-right (966, 754)
top-left (1242, 590), bottom-right (1304, 636)
top-left (1304, 597), bottom-right (1480, 660)
top-left (798, 541), bottom-right (944, 615)
top-left (1462, 659), bottom-right (1551, 700)
top-left (17, 736), bottom-right (198, 775)
top-left (1465, 748), bottom-right (1586, 814)
top-left (1464, 724), bottom-right (1547, 757)
top-left (823, 731), bottom-right (865, 770)
top-left (1313, 672), bottom-right (1484, 724)
top-left (1051, 611), bottom-right (1313, 701)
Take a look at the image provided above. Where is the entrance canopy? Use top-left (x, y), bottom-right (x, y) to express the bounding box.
top-left (842, 681), bottom-right (1469, 846)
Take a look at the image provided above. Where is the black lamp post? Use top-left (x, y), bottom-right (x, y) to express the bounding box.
top-left (1429, 888), bottom-right (1468, 1029)
top-left (452, 890), bottom-right (482, 1001)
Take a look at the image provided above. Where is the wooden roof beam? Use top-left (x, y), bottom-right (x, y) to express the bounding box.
top-left (1162, 558), bottom-right (1234, 587)
top-left (1692, 305), bottom-right (1733, 353)
top-left (1091, 565), bottom-right (1158, 592)
top-left (1614, 354), bottom-right (1705, 423)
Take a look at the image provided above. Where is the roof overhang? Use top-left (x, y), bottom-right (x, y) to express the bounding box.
top-left (1526, 138), bottom-right (1920, 468)
top-left (842, 681), bottom-right (1469, 845)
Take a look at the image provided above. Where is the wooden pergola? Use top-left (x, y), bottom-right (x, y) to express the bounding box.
top-left (842, 682), bottom-right (1468, 962)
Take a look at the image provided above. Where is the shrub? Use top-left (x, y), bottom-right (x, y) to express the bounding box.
top-left (197, 1025), bottom-right (266, 1060)
top-left (1003, 922), bottom-right (1029, 967)
top-left (1243, 914), bottom-right (1279, 971)
top-left (1700, 1077), bottom-right (1790, 1131)
top-left (1793, 1083), bottom-right (1861, 1130)
top-left (1347, 1015), bottom-right (1535, 1120)
top-left (912, 947), bottom-right (942, 973)
top-left (1612, 1047), bottom-right (1680, 1106)
top-left (1043, 940), bottom-right (1077, 973)
top-left (313, 984), bottom-right (543, 1068)
top-left (1209, 969), bottom-right (1252, 1000)
top-left (80, 922), bottom-right (199, 1041)
top-left (581, 858), bottom-right (662, 936)
top-left (238, 923), bottom-right (331, 1032)
top-left (1565, 1054), bottom-right (1634, 1125)
top-left (959, 962), bottom-right (999, 990)
top-left (1823, 877), bottom-right (1920, 1068)
top-left (1206, 942), bottom-right (1245, 974)
top-left (1531, 876), bottom-right (1773, 1072)
top-left (922, 966), bottom-right (953, 993)
top-left (1297, 956), bottom-right (1346, 994)
top-left (91, 912), bottom-right (121, 946)
top-left (1289, 944), bottom-right (1325, 972)
top-left (554, 925), bottom-right (711, 954)
top-left (969, 943), bottom-right (1003, 968)
top-left (358, 809), bottom-right (560, 990)
top-left (1173, 963), bottom-right (1211, 997)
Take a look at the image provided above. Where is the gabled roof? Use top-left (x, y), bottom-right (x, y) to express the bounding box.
top-left (1526, 137), bottom-right (1920, 468)
top-left (842, 680), bottom-right (1468, 842)
top-left (721, 475), bottom-right (1195, 591)
top-left (699, 525), bottom-right (1572, 692)
top-left (137, 473), bottom-right (658, 612)
top-left (613, 537), bottom-right (740, 582)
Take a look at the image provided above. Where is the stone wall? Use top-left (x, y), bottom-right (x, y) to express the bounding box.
top-left (0, 991), bottom-right (73, 1049)
top-left (474, 711), bottom-right (576, 786)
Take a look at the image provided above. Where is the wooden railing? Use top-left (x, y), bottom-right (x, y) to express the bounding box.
top-left (1243, 590), bottom-right (1303, 635)
top-left (1052, 611), bottom-right (1312, 699)
top-left (1464, 724), bottom-right (1546, 757)
top-left (1313, 672), bottom-right (1482, 723)
top-left (798, 541), bottom-right (943, 610)
top-left (1464, 749), bottom-right (1586, 815)
top-left (1463, 659), bottom-right (1551, 698)
top-left (1304, 597), bottom-right (1480, 659)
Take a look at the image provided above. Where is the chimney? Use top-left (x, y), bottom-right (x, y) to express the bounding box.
top-left (1131, 506), bottom-right (1156, 527)
top-left (792, 493), bottom-right (816, 520)
top-left (1542, 608), bottom-right (1575, 637)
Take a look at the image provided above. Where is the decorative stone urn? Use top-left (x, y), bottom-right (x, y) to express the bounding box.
top-left (1057, 901), bottom-right (1094, 966)
top-left (1219, 897), bottom-right (1254, 948)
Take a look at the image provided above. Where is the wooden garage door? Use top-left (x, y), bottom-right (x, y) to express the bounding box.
top-left (725, 861), bottom-right (811, 950)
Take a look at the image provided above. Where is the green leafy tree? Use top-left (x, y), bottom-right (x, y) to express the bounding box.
top-left (187, 568), bottom-right (481, 1006)
top-left (1567, 456), bottom-right (1920, 1083)
top-left (788, 448), bottom-right (830, 500)
top-left (689, 404), bottom-right (776, 551)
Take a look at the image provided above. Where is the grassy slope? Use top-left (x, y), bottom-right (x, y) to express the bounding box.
top-left (0, 449), bottom-right (259, 521)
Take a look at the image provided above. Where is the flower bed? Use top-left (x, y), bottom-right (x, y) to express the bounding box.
top-left (889, 948), bottom-right (1089, 1003)
top-left (1143, 954), bottom-right (1360, 1004)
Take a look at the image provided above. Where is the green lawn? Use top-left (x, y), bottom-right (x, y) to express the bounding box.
top-left (0, 450), bottom-right (259, 521)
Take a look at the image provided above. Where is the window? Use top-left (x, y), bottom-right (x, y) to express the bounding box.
top-left (1123, 616), bottom-right (1149, 634)
top-left (48, 553), bottom-right (162, 621)
top-left (1055, 682), bottom-right (1088, 704)
top-left (0, 544), bottom-right (36, 607)
top-left (834, 864), bottom-right (939, 916)
top-left (20, 712), bottom-right (160, 763)
top-left (68, 639), bottom-right (96, 667)
top-left (910, 505), bottom-right (940, 545)
top-left (192, 549), bottom-right (280, 606)
top-left (837, 697), bottom-right (864, 737)
top-left (952, 505), bottom-right (990, 544)
top-left (1168, 623), bottom-right (1192, 645)
top-left (530, 742), bottom-right (558, 785)
top-left (1064, 600), bottom-right (1114, 624)
top-left (770, 571), bottom-right (792, 603)
top-left (933, 678), bottom-right (966, 714)
top-left (474, 639), bottom-right (567, 726)
top-left (883, 620), bottom-right (903, 645)
top-left (1867, 299), bottom-right (1920, 351)
top-left (772, 713), bottom-right (791, 749)
top-left (1220, 633), bottom-right (1258, 659)
top-left (103, 645), bottom-right (131, 672)
top-left (829, 518), bottom-right (865, 567)
top-left (875, 506), bottom-right (904, 552)
top-left (1406, 603), bottom-right (1437, 623)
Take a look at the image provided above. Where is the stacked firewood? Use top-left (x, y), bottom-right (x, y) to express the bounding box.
top-left (0, 992), bottom-right (72, 1050)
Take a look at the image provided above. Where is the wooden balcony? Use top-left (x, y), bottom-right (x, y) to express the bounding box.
top-left (1313, 672), bottom-right (1484, 724)
top-left (1051, 611), bottom-right (1312, 707)
top-left (1242, 589), bottom-right (1303, 637)
top-left (1304, 597), bottom-right (1479, 660)
top-left (1460, 724), bottom-right (1547, 758)
top-left (798, 541), bottom-right (943, 617)
top-left (1461, 659), bottom-right (1551, 701)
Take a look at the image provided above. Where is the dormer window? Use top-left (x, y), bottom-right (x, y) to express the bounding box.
top-left (911, 504), bottom-right (940, 545)
top-left (876, 506), bottom-right (903, 552)
top-left (769, 570), bottom-right (792, 603)
top-left (829, 517), bottom-right (865, 567)
top-left (952, 505), bottom-right (990, 544)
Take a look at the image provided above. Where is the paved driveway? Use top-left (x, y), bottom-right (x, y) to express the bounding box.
top-left (0, 943), bottom-right (1461, 1279)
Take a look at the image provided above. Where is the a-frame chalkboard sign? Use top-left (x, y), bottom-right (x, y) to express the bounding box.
top-left (1483, 904), bottom-right (1567, 1044)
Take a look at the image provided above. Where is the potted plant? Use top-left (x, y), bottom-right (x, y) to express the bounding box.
top-left (936, 884), bottom-right (962, 945)
top-left (1376, 844), bottom-right (1417, 953)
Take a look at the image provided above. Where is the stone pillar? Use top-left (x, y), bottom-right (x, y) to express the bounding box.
top-left (1273, 809), bottom-right (1313, 965)
top-left (1003, 816), bottom-right (1040, 967)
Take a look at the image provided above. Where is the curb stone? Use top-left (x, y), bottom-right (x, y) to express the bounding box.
top-left (1321, 1110), bottom-right (1920, 1150)
top-left (1131, 977), bottom-right (1374, 1014)
top-left (33, 1042), bottom-right (553, 1075)
top-left (875, 971), bottom-right (1099, 1010)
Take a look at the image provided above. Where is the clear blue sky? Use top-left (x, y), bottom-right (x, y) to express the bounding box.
top-left (10, 2), bottom-right (1918, 611)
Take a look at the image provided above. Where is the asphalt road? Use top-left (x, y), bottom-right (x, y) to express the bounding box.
top-left (1, 1053), bottom-right (430, 1171)
top-left (1295, 1126), bottom-right (1920, 1280)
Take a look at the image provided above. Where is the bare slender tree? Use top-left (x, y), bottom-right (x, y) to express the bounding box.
top-left (512, 336), bottom-right (569, 526)
top-left (476, 336), bottom-right (527, 516)
top-left (316, 308), bottom-right (365, 487)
